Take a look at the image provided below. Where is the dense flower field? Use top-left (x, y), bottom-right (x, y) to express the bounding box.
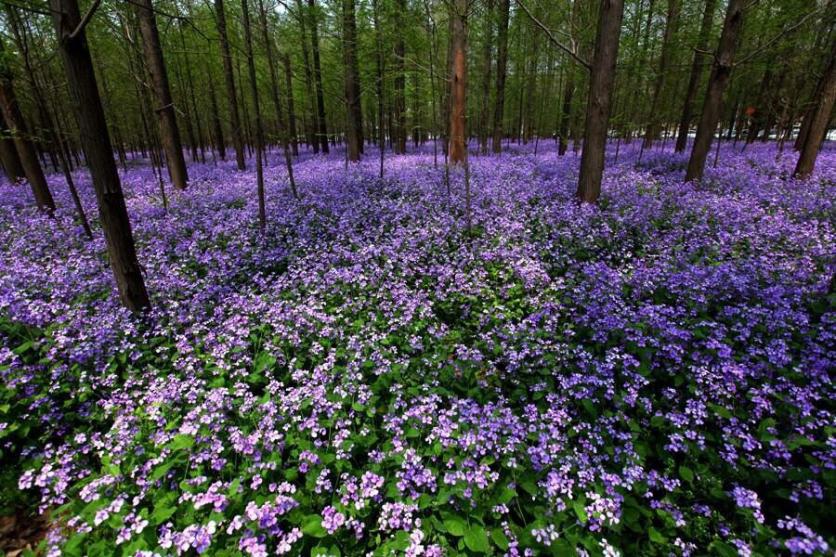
top-left (0, 142), bottom-right (833, 556)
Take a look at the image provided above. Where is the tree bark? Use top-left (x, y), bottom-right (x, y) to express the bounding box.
top-left (643, 0), bottom-right (679, 148)
top-left (685, 0), bottom-right (745, 182)
top-left (393, 0), bottom-right (407, 154)
top-left (308, 0), bottom-right (330, 153)
top-left (258, 0), bottom-right (298, 198)
top-left (491, 0), bottom-right (509, 153)
top-left (215, 0), bottom-right (246, 169)
top-left (794, 39), bottom-right (836, 179)
top-left (241, 0), bottom-right (265, 228)
top-left (448, 0), bottom-right (468, 165)
top-left (0, 104), bottom-right (24, 183)
top-left (50, 0), bottom-right (151, 311)
top-left (576, 0), bottom-right (625, 203)
top-left (0, 39), bottom-right (55, 212)
top-left (281, 54), bottom-right (300, 156)
top-left (134, 0), bottom-right (189, 189)
top-left (477, 0), bottom-right (494, 154)
top-left (342, 0), bottom-right (363, 161)
top-left (675, 0), bottom-right (716, 152)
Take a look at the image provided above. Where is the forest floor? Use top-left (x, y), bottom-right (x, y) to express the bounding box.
top-left (0, 141), bottom-right (833, 556)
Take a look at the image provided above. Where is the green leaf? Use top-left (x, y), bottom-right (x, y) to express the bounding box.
top-left (491, 529), bottom-right (509, 551)
top-left (253, 351), bottom-right (276, 374)
top-left (679, 465), bottom-right (694, 483)
top-left (443, 516), bottom-right (467, 537)
top-left (572, 499), bottom-right (588, 523)
top-left (710, 540), bottom-right (739, 557)
top-left (168, 434), bottom-right (194, 451)
top-left (301, 514), bottom-right (327, 538)
top-left (648, 527), bottom-right (667, 544)
top-left (464, 525), bottom-right (490, 553)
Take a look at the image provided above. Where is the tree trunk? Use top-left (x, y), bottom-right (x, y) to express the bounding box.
top-left (216, 0), bottom-right (246, 169)
top-left (206, 66), bottom-right (226, 160)
top-left (134, 0), bottom-right (189, 189)
top-left (576, 0), bottom-right (625, 203)
top-left (0, 39), bottom-right (55, 212)
top-left (258, 0), bottom-right (298, 198)
top-left (477, 0), bottom-right (494, 154)
top-left (685, 0), bottom-right (744, 182)
top-left (491, 0), bottom-right (509, 153)
top-left (50, 0), bottom-right (150, 311)
top-left (392, 0), bottom-right (407, 154)
top-left (448, 0), bottom-right (468, 165)
top-left (0, 106), bottom-right (24, 183)
top-left (643, 0), bottom-right (680, 148)
top-left (241, 0), bottom-right (265, 228)
top-left (794, 39), bottom-right (836, 179)
top-left (281, 54), bottom-right (300, 156)
top-left (308, 0), bottom-right (330, 153)
top-left (343, 0), bottom-right (363, 161)
top-left (675, 0), bottom-right (716, 152)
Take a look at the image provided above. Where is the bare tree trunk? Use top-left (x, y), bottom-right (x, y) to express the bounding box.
top-left (448, 0), bottom-right (468, 165)
top-left (51, 0), bottom-right (150, 311)
top-left (134, 0), bottom-right (189, 189)
top-left (675, 0), bottom-right (716, 152)
top-left (0, 39), bottom-right (55, 212)
top-left (206, 66), bottom-right (226, 160)
top-left (393, 0), bottom-right (407, 154)
top-left (258, 0), bottom-right (298, 198)
top-left (281, 54), bottom-right (300, 156)
top-left (478, 0), bottom-right (494, 154)
top-left (643, 0), bottom-right (679, 148)
top-left (491, 0), bottom-right (509, 153)
top-left (241, 0), bottom-right (265, 228)
top-left (0, 111), bottom-right (24, 182)
top-left (576, 0), bottom-right (625, 203)
top-left (308, 0), bottom-right (330, 153)
top-left (216, 0), bottom-right (246, 169)
top-left (685, 0), bottom-right (745, 182)
top-left (794, 39), bottom-right (836, 179)
top-left (343, 0), bottom-right (363, 161)
top-left (375, 0), bottom-right (386, 177)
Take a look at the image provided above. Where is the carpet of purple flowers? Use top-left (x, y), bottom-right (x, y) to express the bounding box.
top-left (0, 142), bottom-right (834, 557)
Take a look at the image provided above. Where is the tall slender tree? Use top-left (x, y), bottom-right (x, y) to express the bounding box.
top-left (0, 38), bottom-right (55, 211)
top-left (794, 39), bottom-right (836, 179)
top-left (448, 0), bottom-right (468, 165)
top-left (215, 0), bottom-right (247, 170)
top-left (685, 0), bottom-right (745, 182)
top-left (643, 0), bottom-right (680, 148)
top-left (308, 0), bottom-right (329, 153)
top-left (50, 0), bottom-right (150, 311)
top-left (675, 0), bottom-right (717, 152)
top-left (491, 0), bottom-right (509, 153)
top-left (576, 0), bottom-right (625, 203)
top-left (134, 0), bottom-right (189, 189)
top-left (343, 0), bottom-right (363, 161)
top-left (241, 0), bottom-right (265, 228)
top-left (393, 0), bottom-right (407, 154)
top-left (0, 112), bottom-right (24, 183)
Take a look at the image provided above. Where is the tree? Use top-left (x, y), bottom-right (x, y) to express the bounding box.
top-left (258, 0), bottom-right (298, 198)
top-left (448, 0), bottom-right (468, 165)
top-left (393, 0), bottom-right (407, 154)
top-left (215, 0), bottom-right (247, 170)
top-left (0, 112), bottom-right (24, 183)
top-left (675, 0), bottom-right (717, 152)
top-left (134, 0), bottom-right (189, 190)
top-left (643, 0), bottom-right (680, 148)
top-left (241, 0), bottom-right (265, 228)
top-left (343, 0), bottom-right (363, 161)
top-left (491, 0), bottom-right (509, 153)
top-left (576, 0), bottom-right (625, 203)
top-left (0, 37), bottom-right (55, 212)
top-left (794, 38), bottom-right (836, 179)
top-left (308, 0), bottom-right (329, 153)
top-left (50, 0), bottom-right (151, 311)
top-left (558, 0), bottom-right (582, 156)
top-left (685, 0), bottom-right (745, 182)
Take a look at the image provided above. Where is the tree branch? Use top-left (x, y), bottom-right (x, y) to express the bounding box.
top-left (514, 0), bottom-right (591, 71)
top-left (735, 7), bottom-right (823, 66)
top-left (68, 0), bottom-right (102, 40)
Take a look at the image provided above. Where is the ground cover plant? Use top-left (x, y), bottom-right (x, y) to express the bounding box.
top-left (1, 142), bottom-right (833, 556)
